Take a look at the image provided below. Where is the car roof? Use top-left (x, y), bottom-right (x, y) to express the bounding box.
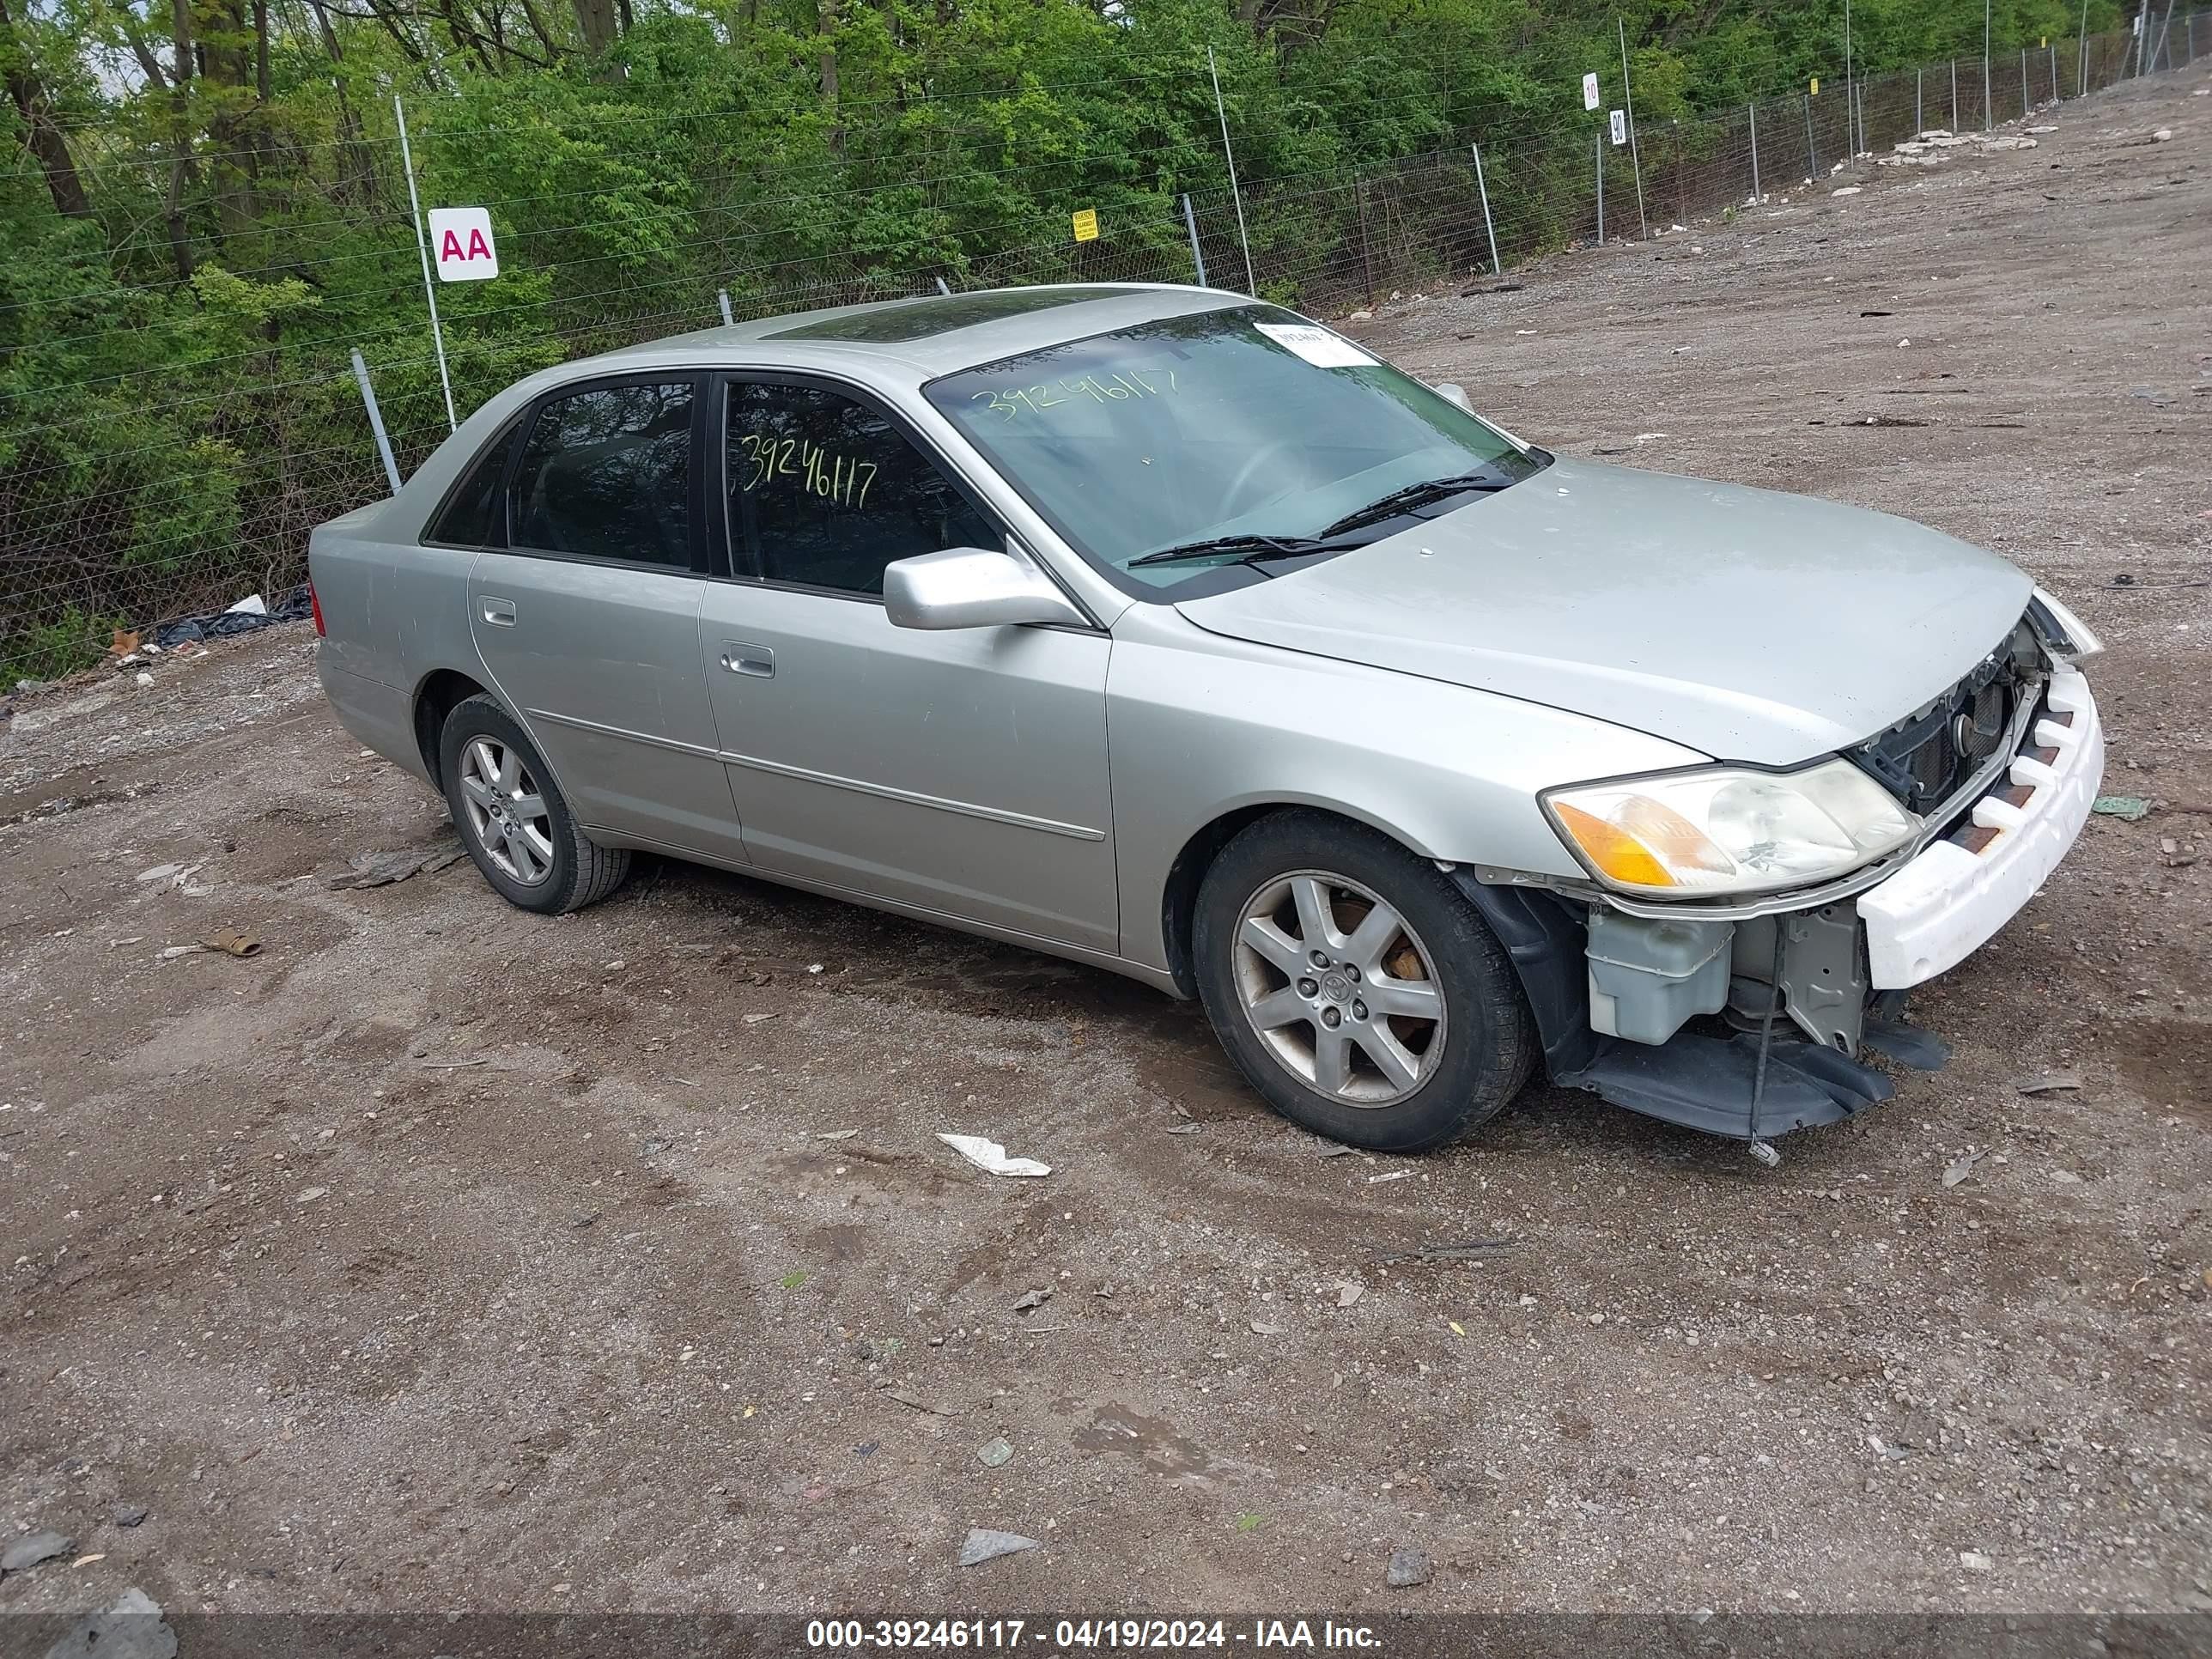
top-left (567, 282), bottom-right (1250, 385)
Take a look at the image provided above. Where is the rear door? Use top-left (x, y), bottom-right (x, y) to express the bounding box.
top-left (699, 374), bottom-right (1117, 952)
top-left (466, 373), bottom-right (744, 862)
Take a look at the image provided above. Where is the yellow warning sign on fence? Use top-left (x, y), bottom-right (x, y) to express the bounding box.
top-left (1072, 208), bottom-right (1100, 243)
top-left (1809, 76), bottom-right (1819, 94)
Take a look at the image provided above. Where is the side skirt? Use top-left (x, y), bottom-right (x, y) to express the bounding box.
top-left (580, 825), bottom-right (1181, 999)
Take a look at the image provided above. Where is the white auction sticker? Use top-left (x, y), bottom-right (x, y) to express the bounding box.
top-left (1255, 321), bottom-right (1377, 369)
top-left (428, 206), bottom-right (500, 282)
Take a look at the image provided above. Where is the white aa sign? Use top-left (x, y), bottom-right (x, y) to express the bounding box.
top-left (428, 207), bottom-right (500, 282)
top-left (1610, 108), bottom-right (1628, 146)
top-left (1582, 71), bottom-right (1600, 111)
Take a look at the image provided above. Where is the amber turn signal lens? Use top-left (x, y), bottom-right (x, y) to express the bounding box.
top-left (1551, 801), bottom-right (1678, 889)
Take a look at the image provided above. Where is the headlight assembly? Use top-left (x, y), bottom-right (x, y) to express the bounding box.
top-left (1541, 758), bottom-right (1918, 897)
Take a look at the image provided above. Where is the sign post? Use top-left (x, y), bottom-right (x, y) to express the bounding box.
top-left (394, 95), bottom-right (457, 434)
top-left (1583, 72), bottom-right (1601, 244)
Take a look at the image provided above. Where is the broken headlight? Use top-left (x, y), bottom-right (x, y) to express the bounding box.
top-left (1541, 759), bottom-right (1919, 897)
top-left (2027, 586), bottom-right (2104, 662)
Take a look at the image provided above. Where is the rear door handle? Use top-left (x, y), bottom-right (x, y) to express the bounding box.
top-left (720, 641), bottom-right (775, 678)
top-left (481, 597), bottom-right (517, 627)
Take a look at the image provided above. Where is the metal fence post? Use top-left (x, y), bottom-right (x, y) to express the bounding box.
top-left (2050, 43), bottom-right (2059, 101)
top-left (1951, 58), bottom-right (1959, 129)
top-left (1595, 128), bottom-right (1604, 243)
top-left (1356, 177), bottom-right (1375, 300)
top-left (935, 276), bottom-right (952, 295)
top-left (717, 289), bottom-right (733, 325)
top-left (1990, 0), bottom-right (2008, 128)
top-left (1619, 16), bottom-right (1648, 239)
top-left (1747, 103), bottom-right (1760, 202)
top-left (1207, 46), bottom-right (1258, 296)
top-left (393, 95), bottom-right (457, 434)
top-left (1844, 0), bottom-right (1855, 155)
top-left (349, 349), bottom-right (403, 495)
top-left (1470, 143), bottom-right (1500, 275)
top-left (1916, 68), bottom-right (1923, 133)
top-left (2021, 47), bottom-right (2029, 114)
top-left (1180, 193), bottom-right (1208, 287)
top-left (1805, 91), bottom-right (1818, 179)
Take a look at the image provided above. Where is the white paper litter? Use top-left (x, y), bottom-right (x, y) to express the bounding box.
top-left (936, 1133), bottom-right (1051, 1178)
top-left (225, 592), bottom-right (268, 616)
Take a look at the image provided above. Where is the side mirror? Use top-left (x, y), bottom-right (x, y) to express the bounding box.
top-left (1433, 380), bottom-right (1534, 453)
top-left (883, 546), bottom-right (1089, 631)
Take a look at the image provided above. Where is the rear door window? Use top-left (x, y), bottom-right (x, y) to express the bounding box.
top-left (724, 380), bottom-right (997, 597)
top-left (509, 380), bottom-right (697, 568)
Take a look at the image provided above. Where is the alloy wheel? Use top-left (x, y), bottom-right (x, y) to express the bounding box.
top-left (459, 736), bottom-right (555, 886)
top-left (1230, 870), bottom-right (1447, 1106)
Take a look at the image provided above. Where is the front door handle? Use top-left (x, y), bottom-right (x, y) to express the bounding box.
top-left (481, 597), bottom-right (517, 627)
top-left (719, 641), bottom-right (775, 678)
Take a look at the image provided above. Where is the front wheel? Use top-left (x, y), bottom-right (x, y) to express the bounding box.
top-left (1191, 811), bottom-right (1535, 1152)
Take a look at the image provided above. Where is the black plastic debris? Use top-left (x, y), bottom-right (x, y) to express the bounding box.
top-left (151, 584), bottom-right (313, 648)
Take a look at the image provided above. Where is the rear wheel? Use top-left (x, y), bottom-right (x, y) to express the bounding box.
top-left (1192, 811), bottom-right (1534, 1152)
top-left (438, 694), bottom-right (629, 915)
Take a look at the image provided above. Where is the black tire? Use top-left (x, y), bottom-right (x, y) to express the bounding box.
top-left (438, 693), bottom-right (629, 915)
top-left (1191, 810), bottom-right (1535, 1152)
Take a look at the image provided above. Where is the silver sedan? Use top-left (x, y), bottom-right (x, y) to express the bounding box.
top-left (310, 283), bottom-right (2104, 1153)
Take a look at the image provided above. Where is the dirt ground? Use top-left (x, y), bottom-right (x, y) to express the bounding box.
top-left (2, 69), bottom-right (2209, 1624)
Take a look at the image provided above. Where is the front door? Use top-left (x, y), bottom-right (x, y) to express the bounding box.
top-left (466, 374), bottom-right (743, 862)
top-left (700, 375), bottom-right (1116, 953)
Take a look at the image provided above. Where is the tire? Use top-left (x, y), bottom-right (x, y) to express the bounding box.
top-left (1191, 810), bottom-right (1535, 1152)
top-left (438, 694), bottom-right (629, 915)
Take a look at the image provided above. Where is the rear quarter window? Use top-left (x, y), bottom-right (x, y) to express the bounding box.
top-left (423, 421), bottom-right (520, 548)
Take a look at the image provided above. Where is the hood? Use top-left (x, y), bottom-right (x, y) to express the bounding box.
top-left (1176, 459), bottom-right (2033, 765)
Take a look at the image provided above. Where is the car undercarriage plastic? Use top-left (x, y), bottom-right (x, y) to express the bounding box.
top-left (1553, 1030), bottom-right (1895, 1138)
top-left (1451, 872), bottom-right (1939, 1141)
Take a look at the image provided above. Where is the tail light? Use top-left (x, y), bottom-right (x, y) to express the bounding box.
top-left (309, 581), bottom-right (325, 637)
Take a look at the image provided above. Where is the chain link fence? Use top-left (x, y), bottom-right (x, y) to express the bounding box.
top-left (3, 14), bottom-right (2203, 684)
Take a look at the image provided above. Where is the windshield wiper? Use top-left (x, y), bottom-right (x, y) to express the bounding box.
top-left (1127, 471), bottom-right (1522, 571)
top-left (1320, 471), bottom-right (1516, 538)
top-left (1126, 532), bottom-right (1357, 569)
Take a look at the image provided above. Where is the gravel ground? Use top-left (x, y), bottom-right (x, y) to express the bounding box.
top-left (1, 68), bottom-right (2208, 1622)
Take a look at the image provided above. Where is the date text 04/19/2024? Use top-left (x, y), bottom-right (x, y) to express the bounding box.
top-left (804, 1620), bottom-right (1384, 1650)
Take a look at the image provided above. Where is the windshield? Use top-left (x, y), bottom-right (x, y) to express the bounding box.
top-left (923, 304), bottom-right (1545, 593)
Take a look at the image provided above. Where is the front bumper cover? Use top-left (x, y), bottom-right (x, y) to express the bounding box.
top-left (1856, 665), bottom-right (2102, 988)
top-left (1456, 665), bottom-right (2102, 1143)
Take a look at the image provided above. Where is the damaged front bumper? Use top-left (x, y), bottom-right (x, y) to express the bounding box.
top-left (1856, 664), bottom-right (2102, 988)
top-left (1459, 664), bottom-right (2104, 1142)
